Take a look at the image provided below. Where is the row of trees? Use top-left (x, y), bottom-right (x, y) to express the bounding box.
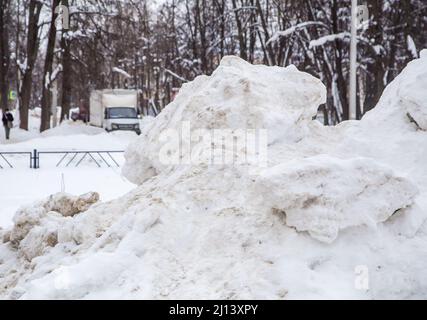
top-left (0, 0), bottom-right (426, 131)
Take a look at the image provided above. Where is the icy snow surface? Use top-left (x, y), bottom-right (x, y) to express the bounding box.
top-left (1, 54), bottom-right (427, 299)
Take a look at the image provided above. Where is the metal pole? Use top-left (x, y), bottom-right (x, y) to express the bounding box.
top-left (33, 149), bottom-right (38, 169)
top-left (51, 80), bottom-right (58, 128)
top-left (349, 0), bottom-right (358, 120)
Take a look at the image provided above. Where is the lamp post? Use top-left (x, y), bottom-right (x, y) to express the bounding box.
top-left (349, 0), bottom-right (358, 120)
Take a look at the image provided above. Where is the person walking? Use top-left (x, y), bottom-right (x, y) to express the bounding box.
top-left (2, 109), bottom-right (14, 140)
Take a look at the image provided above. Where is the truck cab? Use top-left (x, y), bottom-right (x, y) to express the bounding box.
top-left (104, 107), bottom-right (141, 135)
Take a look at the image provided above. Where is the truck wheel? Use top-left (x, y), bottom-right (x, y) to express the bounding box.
top-left (135, 129), bottom-right (142, 136)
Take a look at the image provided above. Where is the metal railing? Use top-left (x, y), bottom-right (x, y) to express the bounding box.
top-left (35, 150), bottom-right (125, 169)
top-left (0, 150), bottom-right (125, 169)
top-left (0, 151), bottom-right (33, 169)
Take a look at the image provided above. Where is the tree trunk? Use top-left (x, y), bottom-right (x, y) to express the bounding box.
top-left (40, 0), bottom-right (61, 132)
top-left (19, 0), bottom-right (42, 130)
top-left (231, 0), bottom-right (248, 61)
top-left (364, 0), bottom-right (384, 114)
top-left (60, 0), bottom-right (72, 122)
top-left (331, 0), bottom-right (349, 120)
top-left (0, 0), bottom-right (10, 112)
top-left (255, 0), bottom-right (275, 65)
top-left (194, 0), bottom-right (208, 73)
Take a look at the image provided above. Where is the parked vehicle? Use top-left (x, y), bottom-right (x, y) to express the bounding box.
top-left (71, 102), bottom-right (89, 123)
top-left (89, 89), bottom-right (141, 135)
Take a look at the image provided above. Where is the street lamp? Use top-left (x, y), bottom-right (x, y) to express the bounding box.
top-left (349, 0), bottom-right (358, 120)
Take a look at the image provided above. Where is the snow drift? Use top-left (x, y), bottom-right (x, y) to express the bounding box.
top-left (1, 54), bottom-right (427, 299)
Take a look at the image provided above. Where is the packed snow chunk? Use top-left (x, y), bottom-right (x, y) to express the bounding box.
top-left (43, 192), bottom-right (100, 217)
top-left (362, 49), bottom-right (427, 131)
top-left (6, 192), bottom-right (99, 251)
top-left (18, 216), bottom-right (63, 261)
top-left (123, 56), bottom-right (326, 185)
top-left (258, 155), bottom-right (419, 243)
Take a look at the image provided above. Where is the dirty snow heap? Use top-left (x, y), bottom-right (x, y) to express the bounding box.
top-left (1, 54), bottom-right (427, 299)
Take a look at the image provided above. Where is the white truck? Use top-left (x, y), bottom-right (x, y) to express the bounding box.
top-left (89, 89), bottom-right (141, 135)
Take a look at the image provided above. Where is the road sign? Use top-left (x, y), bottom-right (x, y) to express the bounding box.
top-left (8, 90), bottom-right (17, 101)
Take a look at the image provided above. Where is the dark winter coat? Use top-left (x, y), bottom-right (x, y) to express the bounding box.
top-left (2, 112), bottom-right (14, 126)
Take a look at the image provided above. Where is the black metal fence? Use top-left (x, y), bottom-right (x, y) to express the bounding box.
top-left (0, 150), bottom-right (125, 169)
top-left (0, 151), bottom-right (33, 169)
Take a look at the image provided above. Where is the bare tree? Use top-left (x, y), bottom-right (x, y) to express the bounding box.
top-left (18, 0), bottom-right (43, 130)
top-left (0, 0), bottom-right (11, 112)
top-left (4, 0), bottom-right (425, 131)
top-left (40, 0), bottom-right (61, 132)
top-left (60, 0), bottom-right (72, 122)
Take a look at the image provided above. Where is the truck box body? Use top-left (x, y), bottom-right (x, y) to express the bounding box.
top-left (89, 89), bottom-right (140, 134)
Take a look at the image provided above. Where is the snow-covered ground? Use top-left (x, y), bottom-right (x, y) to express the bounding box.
top-left (0, 52), bottom-right (426, 300)
top-left (0, 117), bottom-right (137, 228)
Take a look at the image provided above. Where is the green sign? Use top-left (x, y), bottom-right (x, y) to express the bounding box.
top-left (8, 90), bottom-right (17, 101)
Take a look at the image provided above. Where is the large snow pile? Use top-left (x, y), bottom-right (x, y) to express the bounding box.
top-left (0, 54), bottom-right (426, 299)
top-left (123, 57), bottom-right (326, 184)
